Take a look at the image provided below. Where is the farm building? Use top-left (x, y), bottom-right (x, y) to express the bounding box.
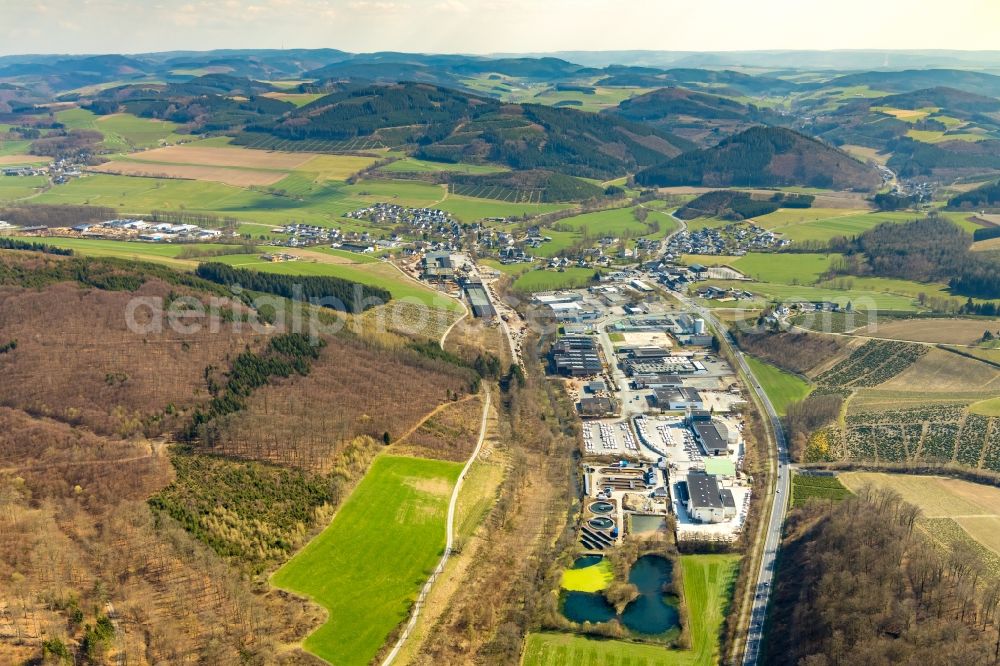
top-left (684, 471), bottom-right (737, 524)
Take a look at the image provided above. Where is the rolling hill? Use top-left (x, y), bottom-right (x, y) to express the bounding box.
top-left (635, 126), bottom-right (882, 190)
top-left (237, 81), bottom-right (693, 178)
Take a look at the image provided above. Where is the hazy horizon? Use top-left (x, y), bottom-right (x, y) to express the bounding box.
top-left (3, 0), bottom-right (998, 57)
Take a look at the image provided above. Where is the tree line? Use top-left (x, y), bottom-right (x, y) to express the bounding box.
top-left (195, 261), bottom-right (391, 313)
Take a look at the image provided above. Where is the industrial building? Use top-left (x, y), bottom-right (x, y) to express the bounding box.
top-left (551, 336), bottom-right (603, 377)
top-left (692, 419), bottom-right (734, 456)
top-left (684, 471), bottom-right (737, 524)
top-left (578, 396), bottom-right (615, 417)
top-left (652, 386), bottom-right (704, 411)
top-left (463, 281), bottom-right (495, 320)
top-left (422, 251), bottom-right (455, 280)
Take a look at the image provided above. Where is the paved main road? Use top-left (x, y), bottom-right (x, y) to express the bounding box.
top-left (661, 215), bottom-right (789, 665)
top-left (679, 300), bottom-right (789, 666)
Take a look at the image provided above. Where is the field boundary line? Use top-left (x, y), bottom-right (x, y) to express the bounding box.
top-left (381, 389), bottom-right (491, 666)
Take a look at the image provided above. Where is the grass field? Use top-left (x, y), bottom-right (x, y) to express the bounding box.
top-left (705, 279), bottom-right (920, 311)
top-left (745, 355), bottom-right (811, 415)
top-left (437, 194), bottom-right (570, 222)
top-left (523, 554), bottom-right (739, 666)
top-left (730, 252), bottom-right (838, 284)
top-left (381, 158), bottom-right (508, 175)
top-left (20, 237), bottom-right (455, 309)
top-left (561, 558), bottom-right (614, 593)
top-left (557, 206), bottom-right (650, 238)
top-left (29, 174), bottom-right (439, 227)
top-left (271, 455), bottom-right (462, 666)
top-left (209, 253), bottom-right (459, 308)
top-left (513, 267), bottom-right (598, 292)
top-left (0, 175), bottom-right (48, 200)
top-left (22, 237), bottom-right (245, 267)
top-left (970, 397), bottom-right (1000, 417)
top-left (907, 129), bottom-right (987, 144)
top-left (790, 474), bottom-right (852, 508)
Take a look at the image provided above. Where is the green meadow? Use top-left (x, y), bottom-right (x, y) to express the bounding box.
top-left (731, 253), bottom-right (839, 284)
top-left (381, 157), bottom-right (508, 175)
top-left (55, 108), bottom-right (185, 150)
top-left (209, 253), bottom-right (460, 309)
top-left (513, 267), bottom-right (599, 292)
top-left (272, 455), bottom-right (462, 666)
top-left (745, 355), bottom-right (811, 416)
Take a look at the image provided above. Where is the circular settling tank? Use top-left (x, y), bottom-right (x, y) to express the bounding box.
top-left (589, 501), bottom-right (614, 515)
top-left (589, 516), bottom-right (615, 530)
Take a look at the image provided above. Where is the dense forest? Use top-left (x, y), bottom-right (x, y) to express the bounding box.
top-left (765, 488), bottom-right (1000, 665)
top-left (195, 261), bottom-right (390, 313)
top-left (826, 215), bottom-right (1000, 298)
top-left (675, 190), bottom-right (813, 221)
top-left (634, 126), bottom-right (881, 190)
top-left (949, 179), bottom-right (1000, 210)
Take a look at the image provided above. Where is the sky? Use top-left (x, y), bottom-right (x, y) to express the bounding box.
top-left (2, 0), bottom-right (999, 56)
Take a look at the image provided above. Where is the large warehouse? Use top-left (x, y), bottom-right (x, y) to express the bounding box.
top-left (685, 471), bottom-right (737, 524)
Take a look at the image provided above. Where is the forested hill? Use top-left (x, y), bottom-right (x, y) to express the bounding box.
top-left (820, 68), bottom-right (1000, 97)
top-left (634, 126), bottom-right (882, 190)
top-left (238, 82), bottom-right (693, 178)
top-left (613, 87), bottom-right (756, 123)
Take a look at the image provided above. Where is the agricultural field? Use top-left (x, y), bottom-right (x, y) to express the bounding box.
top-left (95, 144), bottom-right (377, 187)
top-left (523, 554), bottom-right (738, 666)
top-left (906, 129), bottom-right (987, 143)
top-left (271, 455), bottom-right (462, 666)
top-left (261, 91), bottom-right (326, 106)
top-left (512, 267), bottom-right (599, 292)
top-left (867, 317), bottom-right (995, 345)
top-left (790, 474), bottom-right (852, 508)
top-left (838, 472), bottom-right (1000, 569)
top-left (745, 355), bottom-right (811, 416)
top-left (557, 206), bottom-right (653, 238)
top-left (508, 85), bottom-right (653, 112)
top-left (19, 237), bottom-right (247, 267)
top-left (437, 194), bottom-right (570, 222)
top-left (28, 173), bottom-right (444, 228)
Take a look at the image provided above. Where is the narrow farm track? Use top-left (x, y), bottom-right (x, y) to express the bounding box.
top-left (380, 390), bottom-right (491, 666)
top-left (395, 393), bottom-right (478, 443)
